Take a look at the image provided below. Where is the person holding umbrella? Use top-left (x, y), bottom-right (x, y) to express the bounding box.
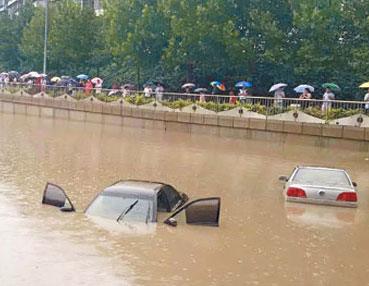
top-left (359, 82), bottom-right (369, 113)
top-left (238, 87), bottom-right (249, 103)
top-left (229, 90), bottom-right (237, 105)
top-left (364, 88), bottom-right (369, 114)
top-left (300, 88), bottom-right (312, 100)
top-left (322, 87), bottom-right (335, 112)
top-left (85, 79), bottom-right (93, 95)
top-left (269, 83), bottom-right (287, 108)
top-left (155, 83), bottom-right (164, 101)
top-left (144, 84), bottom-right (153, 98)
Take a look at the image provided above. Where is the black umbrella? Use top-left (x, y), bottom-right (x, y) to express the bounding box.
top-left (122, 83), bottom-right (136, 89)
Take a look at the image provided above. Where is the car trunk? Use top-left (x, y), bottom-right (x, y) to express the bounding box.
top-left (294, 184), bottom-right (352, 201)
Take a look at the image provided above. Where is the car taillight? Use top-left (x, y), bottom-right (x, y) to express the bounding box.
top-left (337, 192), bottom-right (357, 202)
top-left (287, 187), bottom-right (307, 198)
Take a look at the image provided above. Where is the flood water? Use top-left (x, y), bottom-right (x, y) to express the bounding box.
top-left (1, 112), bottom-right (369, 286)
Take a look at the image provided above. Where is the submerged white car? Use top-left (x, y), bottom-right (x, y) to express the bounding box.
top-left (279, 166), bottom-right (358, 208)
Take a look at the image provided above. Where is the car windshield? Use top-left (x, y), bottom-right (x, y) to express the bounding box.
top-left (85, 194), bottom-right (154, 223)
top-left (292, 168), bottom-right (351, 188)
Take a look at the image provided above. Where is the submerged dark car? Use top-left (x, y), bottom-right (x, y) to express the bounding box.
top-left (42, 180), bottom-right (221, 227)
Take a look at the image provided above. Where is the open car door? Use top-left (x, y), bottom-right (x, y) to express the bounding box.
top-left (164, 197), bottom-right (220, 227)
top-left (42, 182), bottom-right (75, 212)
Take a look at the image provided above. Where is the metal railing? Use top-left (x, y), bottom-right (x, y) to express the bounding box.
top-left (1, 83), bottom-right (368, 119)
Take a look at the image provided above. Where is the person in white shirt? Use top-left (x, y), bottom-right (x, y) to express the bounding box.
top-left (322, 87), bottom-right (335, 112)
top-left (274, 87), bottom-right (285, 107)
top-left (155, 84), bottom-right (164, 101)
top-left (95, 81), bottom-right (102, 94)
top-left (4, 76), bottom-right (9, 88)
top-left (364, 89), bottom-right (369, 114)
top-left (144, 85), bottom-right (152, 98)
top-left (238, 87), bottom-right (248, 103)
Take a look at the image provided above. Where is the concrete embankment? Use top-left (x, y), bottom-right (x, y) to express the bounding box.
top-left (0, 92), bottom-right (368, 149)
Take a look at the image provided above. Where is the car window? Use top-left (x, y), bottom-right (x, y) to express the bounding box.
top-left (164, 198), bottom-right (221, 226)
top-left (85, 195), bottom-right (154, 223)
top-left (292, 169), bottom-right (351, 187)
top-left (42, 183), bottom-right (75, 211)
top-left (162, 186), bottom-right (181, 210)
top-left (157, 190), bottom-right (169, 211)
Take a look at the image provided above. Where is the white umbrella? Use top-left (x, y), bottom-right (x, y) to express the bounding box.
top-left (20, 74), bottom-right (30, 80)
top-left (269, 83), bottom-right (287, 93)
top-left (0, 72), bottom-right (8, 76)
top-left (27, 71), bottom-right (41, 78)
top-left (91, 77), bottom-right (103, 84)
top-left (294, 84), bottom-right (314, 93)
top-left (108, 90), bottom-right (120, 96)
top-left (182, 83), bottom-right (196, 89)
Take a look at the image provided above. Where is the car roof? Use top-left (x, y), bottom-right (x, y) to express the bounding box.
top-left (296, 166), bottom-right (347, 173)
top-left (101, 180), bottom-right (167, 197)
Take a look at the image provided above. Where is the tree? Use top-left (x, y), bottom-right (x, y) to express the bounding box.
top-left (48, 0), bottom-right (101, 75)
top-left (0, 0), bottom-right (34, 71)
top-left (19, 6), bottom-right (49, 72)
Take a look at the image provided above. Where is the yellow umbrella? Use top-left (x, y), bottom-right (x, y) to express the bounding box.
top-left (359, 82), bottom-right (369, 88)
top-left (51, 76), bottom-right (61, 83)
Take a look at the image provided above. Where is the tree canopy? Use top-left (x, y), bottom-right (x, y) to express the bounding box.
top-left (0, 0), bottom-right (368, 99)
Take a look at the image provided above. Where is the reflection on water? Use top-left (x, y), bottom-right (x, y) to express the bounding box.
top-left (0, 112), bottom-right (369, 285)
top-left (285, 203), bottom-right (357, 228)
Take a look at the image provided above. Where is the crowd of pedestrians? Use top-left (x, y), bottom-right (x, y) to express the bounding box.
top-left (1, 70), bottom-right (369, 113)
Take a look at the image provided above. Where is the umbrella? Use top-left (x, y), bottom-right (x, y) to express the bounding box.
top-left (153, 80), bottom-right (164, 86)
top-left (20, 74), bottom-right (29, 80)
top-left (8, 71), bottom-right (19, 77)
top-left (56, 79), bottom-right (78, 87)
top-left (51, 77), bottom-right (61, 83)
top-left (322, 83), bottom-right (340, 91)
top-left (28, 71), bottom-right (41, 78)
top-left (210, 81), bottom-right (226, 91)
top-left (91, 77), bottom-right (103, 84)
top-left (294, 84), bottom-right (315, 93)
top-left (182, 83), bottom-right (196, 89)
top-left (108, 90), bottom-right (121, 96)
top-left (235, 81), bottom-right (253, 88)
top-left (359, 82), bottom-right (369, 88)
top-left (76, 74), bottom-right (88, 80)
top-left (194, 88), bottom-right (208, 93)
top-left (122, 83), bottom-right (136, 89)
top-left (269, 83), bottom-right (287, 93)
top-left (0, 72), bottom-right (9, 76)
top-left (143, 81), bottom-right (155, 87)
top-left (39, 73), bottom-right (47, 78)
top-left (61, 75), bottom-right (70, 79)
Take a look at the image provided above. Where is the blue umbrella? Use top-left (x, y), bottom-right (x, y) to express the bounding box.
top-left (235, 81), bottom-right (253, 88)
top-left (76, 74), bottom-right (88, 80)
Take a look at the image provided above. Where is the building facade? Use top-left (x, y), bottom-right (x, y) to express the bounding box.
top-left (0, 0), bottom-right (101, 14)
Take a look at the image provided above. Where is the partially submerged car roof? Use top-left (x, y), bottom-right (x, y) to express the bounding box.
top-left (101, 180), bottom-right (167, 197)
top-left (296, 166), bottom-right (347, 172)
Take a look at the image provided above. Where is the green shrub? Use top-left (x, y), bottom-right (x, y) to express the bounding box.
top-left (124, 95), bottom-right (153, 105)
top-left (161, 99), bottom-right (192, 110)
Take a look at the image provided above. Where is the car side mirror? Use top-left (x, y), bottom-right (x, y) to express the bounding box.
top-left (167, 218), bottom-right (177, 227)
top-left (279, 176), bottom-right (288, 182)
top-left (352, 182), bottom-right (357, 187)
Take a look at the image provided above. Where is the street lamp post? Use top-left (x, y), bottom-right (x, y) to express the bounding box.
top-left (43, 0), bottom-right (48, 75)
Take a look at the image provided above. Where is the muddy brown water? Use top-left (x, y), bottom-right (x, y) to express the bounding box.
top-left (0, 112), bottom-right (369, 286)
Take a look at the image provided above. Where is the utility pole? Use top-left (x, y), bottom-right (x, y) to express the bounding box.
top-left (43, 0), bottom-right (48, 75)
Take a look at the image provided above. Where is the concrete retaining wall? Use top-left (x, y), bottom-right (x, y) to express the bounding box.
top-left (0, 93), bottom-right (369, 145)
